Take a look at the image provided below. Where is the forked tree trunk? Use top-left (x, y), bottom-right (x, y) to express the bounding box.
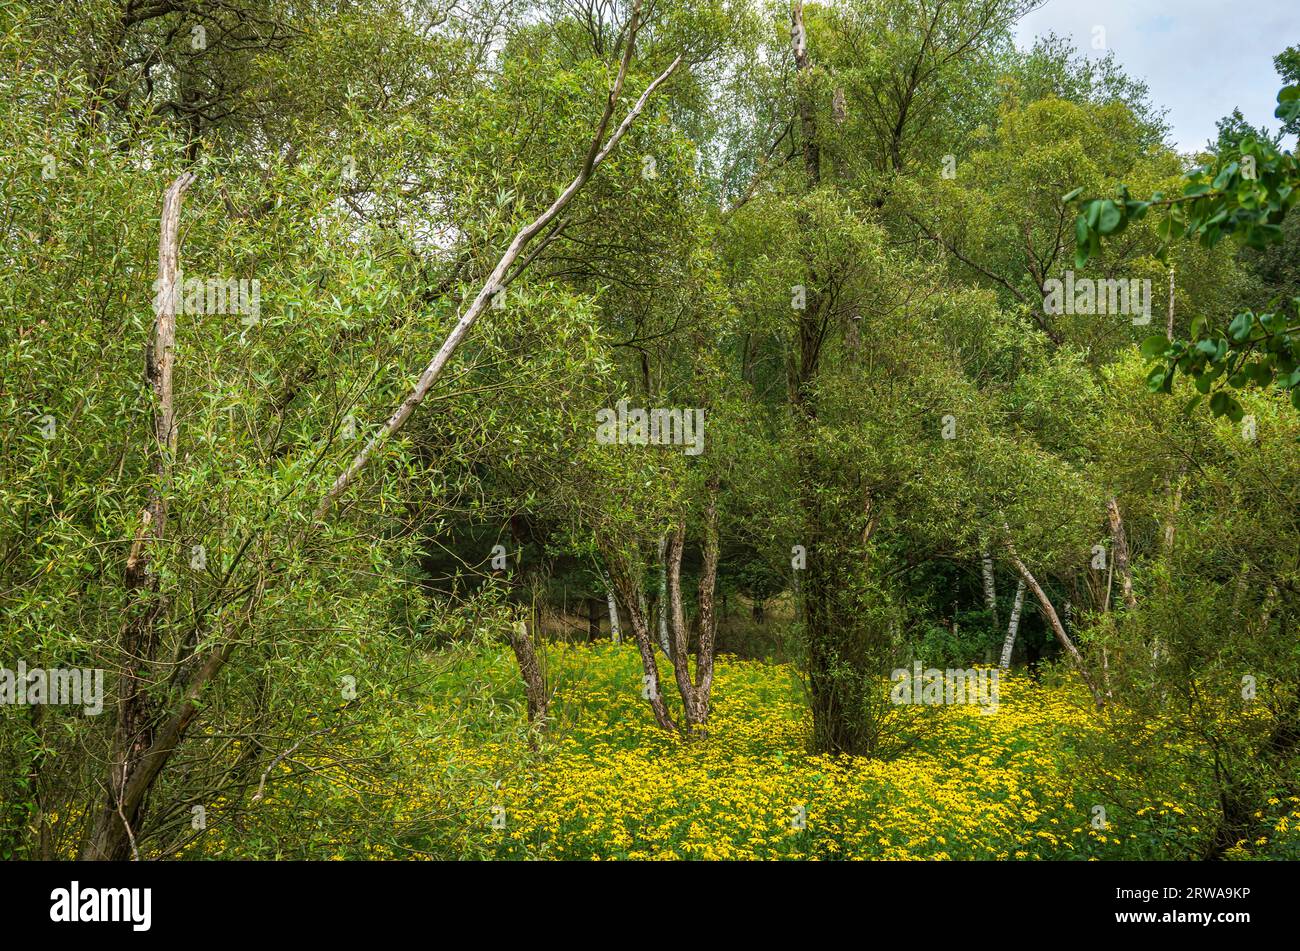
top-left (665, 524), bottom-right (700, 730)
top-left (656, 534), bottom-right (672, 659)
top-left (663, 483), bottom-right (723, 735)
top-left (601, 541), bottom-right (678, 734)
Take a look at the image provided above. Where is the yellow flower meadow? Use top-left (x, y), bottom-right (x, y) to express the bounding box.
top-left (213, 642), bottom-right (1300, 861)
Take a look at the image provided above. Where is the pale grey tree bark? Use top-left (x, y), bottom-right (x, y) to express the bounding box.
top-left (86, 171), bottom-right (195, 862)
top-left (1106, 497), bottom-right (1136, 610)
top-left (606, 586), bottom-right (622, 643)
top-left (999, 578), bottom-right (1025, 670)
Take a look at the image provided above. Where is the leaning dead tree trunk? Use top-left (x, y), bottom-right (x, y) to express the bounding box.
top-left (999, 578), bottom-right (1026, 670)
top-left (84, 171), bottom-right (194, 862)
top-left (1106, 496), bottom-right (1137, 610)
top-left (314, 19), bottom-right (680, 520)
top-left (82, 2), bottom-right (679, 859)
top-left (1003, 533), bottom-right (1105, 707)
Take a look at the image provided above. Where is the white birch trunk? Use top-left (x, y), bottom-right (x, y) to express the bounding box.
top-left (999, 579), bottom-right (1025, 670)
top-left (606, 587), bottom-right (621, 643)
top-left (980, 543), bottom-right (998, 630)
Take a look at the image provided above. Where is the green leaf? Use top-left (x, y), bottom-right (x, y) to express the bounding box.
top-left (1074, 215), bottom-right (1091, 267)
top-left (1074, 214), bottom-right (1089, 248)
top-left (1140, 334), bottom-right (1171, 358)
top-left (1250, 360), bottom-right (1275, 385)
top-left (1212, 162), bottom-right (1238, 191)
top-left (1096, 200), bottom-right (1122, 234)
top-left (1227, 312), bottom-right (1254, 342)
top-left (1061, 186), bottom-right (1085, 203)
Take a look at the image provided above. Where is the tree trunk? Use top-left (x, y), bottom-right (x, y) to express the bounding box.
top-left (656, 534), bottom-right (672, 659)
top-left (789, 0), bottom-right (868, 754)
top-left (85, 171), bottom-right (194, 861)
top-left (999, 578), bottom-right (1026, 670)
top-left (314, 11), bottom-right (680, 519)
top-left (1106, 496), bottom-right (1137, 610)
top-left (693, 478), bottom-right (721, 727)
top-left (665, 523), bottom-right (701, 731)
top-left (601, 540), bottom-right (678, 734)
top-left (1166, 264), bottom-right (1176, 341)
top-left (508, 620), bottom-right (548, 739)
top-left (980, 541), bottom-right (999, 630)
top-left (790, 2), bottom-right (820, 188)
top-left (1004, 535), bottom-right (1105, 707)
top-left (605, 585), bottom-right (622, 644)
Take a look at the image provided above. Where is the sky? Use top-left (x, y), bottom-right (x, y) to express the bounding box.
top-left (1014, 0), bottom-right (1300, 153)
